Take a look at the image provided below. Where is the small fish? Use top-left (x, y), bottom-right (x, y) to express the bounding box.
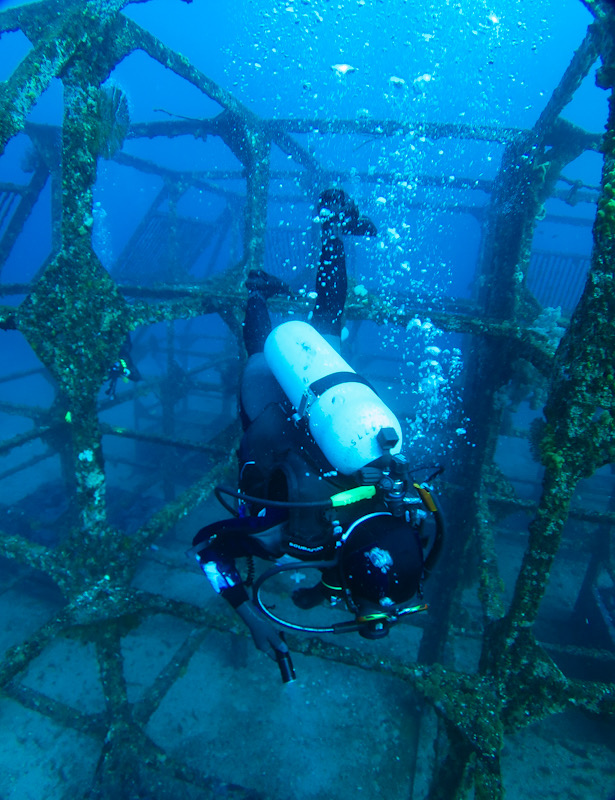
top-left (331, 63), bottom-right (357, 76)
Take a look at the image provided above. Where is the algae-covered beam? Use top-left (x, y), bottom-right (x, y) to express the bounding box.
top-left (130, 110), bottom-right (523, 144)
top-left (113, 151), bottom-right (237, 199)
top-left (488, 492), bottom-right (615, 527)
top-left (534, 23), bottom-right (601, 141)
top-left (178, 167), bottom-right (495, 195)
top-left (0, 425), bottom-right (53, 456)
top-left (132, 628), bottom-right (209, 726)
top-left (579, 0), bottom-right (612, 22)
top-left (0, 530), bottom-right (57, 574)
top-left (0, 0), bottom-right (135, 154)
top-left (344, 297), bottom-right (557, 375)
top-left (96, 623), bottom-right (130, 719)
top-left (17, 75), bottom-right (128, 539)
top-left (506, 83), bottom-right (615, 636)
top-left (242, 129), bottom-right (271, 275)
top-left (126, 292), bottom-right (240, 327)
top-left (263, 120), bottom-right (323, 177)
top-left (120, 284), bottom-right (558, 374)
top-left (527, 119), bottom-right (603, 243)
top-left (90, 623), bottom-right (143, 799)
top-left (485, 626), bottom-right (615, 729)
top-left (479, 28), bottom-right (615, 732)
top-left (0, 14), bottom-right (78, 152)
top-left (121, 18), bottom-right (271, 276)
top-left (458, 123), bottom-right (554, 631)
top-left (0, 162), bottom-right (48, 273)
top-left (97, 353), bottom-right (238, 413)
top-left (475, 499), bottom-right (507, 622)
top-left (477, 132), bottom-right (543, 321)
top-left (52, 421), bottom-right (237, 598)
top-left (0, 452), bottom-right (54, 483)
top-left (567, 676), bottom-right (615, 716)
top-left (0, 607), bottom-right (73, 688)
top-left (420, 124), bottom-right (547, 675)
top-left (99, 423), bottom-right (234, 457)
top-left (425, 728), bottom-right (481, 800)
top-left (127, 19), bottom-right (258, 126)
top-left (130, 420), bottom-right (240, 555)
top-left (12, 373), bottom-right (45, 407)
top-left (146, 590), bottom-right (506, 749)
top-left (269, 118), bottom-right (522, 143)
top-left (129, 114), bottom-right (322, 179)
top-left (3, 680), bottom-right (107, 739)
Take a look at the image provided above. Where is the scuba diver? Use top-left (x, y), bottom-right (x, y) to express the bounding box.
top-left (105, 335), bottom-right (141, 399)
top-left (191, 189), bottom-right (444, 682)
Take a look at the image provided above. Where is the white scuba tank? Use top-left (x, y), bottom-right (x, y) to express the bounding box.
top-left (264, 320), bottom-right (402, 475)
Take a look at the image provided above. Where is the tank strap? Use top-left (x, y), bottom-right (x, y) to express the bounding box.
top-left (309, 371), bottom-right (375, 397)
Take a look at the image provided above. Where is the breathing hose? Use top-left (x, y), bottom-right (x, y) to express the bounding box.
top-left (215, 484), bottom-right (376, 517)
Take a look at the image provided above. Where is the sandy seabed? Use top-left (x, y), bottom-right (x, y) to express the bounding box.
top-left (0, 496), bottom-right (614, 800)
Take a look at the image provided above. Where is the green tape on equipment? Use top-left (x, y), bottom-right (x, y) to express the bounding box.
top-left (330, 485), bottom-right (377, 507)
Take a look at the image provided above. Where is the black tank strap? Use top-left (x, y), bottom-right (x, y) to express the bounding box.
top-left (309, 371), bottom-right (375, 397)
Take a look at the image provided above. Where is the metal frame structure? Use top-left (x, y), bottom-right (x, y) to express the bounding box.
top-left (0, 1), bottom-right (614, 798)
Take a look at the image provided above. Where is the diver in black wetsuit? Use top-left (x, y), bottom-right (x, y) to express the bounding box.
top-left (105, 335), bottom-right (141, 399)
top-left (191, 189), bottom-right (444, 681)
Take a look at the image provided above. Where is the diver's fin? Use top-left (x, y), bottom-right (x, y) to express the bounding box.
top-left (318, 188), bottom-right (377, 237)
top-left (246, 269), bottom-right (291, 299)
top-left (343, 215), bottom-right (377, 237)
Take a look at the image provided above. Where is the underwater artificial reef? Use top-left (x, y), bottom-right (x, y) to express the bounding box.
top-left (0, 0), bottom-right (614, 798)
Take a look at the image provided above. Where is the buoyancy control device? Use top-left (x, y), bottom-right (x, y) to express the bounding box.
top-left (264, 321), bottom-right (403, 474)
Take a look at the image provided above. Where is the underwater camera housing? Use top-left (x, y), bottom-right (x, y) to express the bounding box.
top-left (251, 558), bottom-right (430, 640)
top-left (242, 449), bottom-right (444, 641)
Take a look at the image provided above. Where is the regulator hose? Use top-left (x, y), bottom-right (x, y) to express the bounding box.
top-left (252, 560), bottom-right (427, 635)
top-left (215, 484), bottom-right (377, 516)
